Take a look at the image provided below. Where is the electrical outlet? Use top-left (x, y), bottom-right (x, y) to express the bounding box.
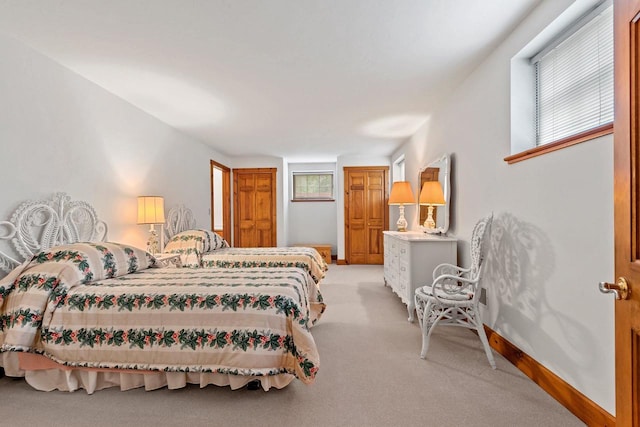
top-left (479, 287), bottom-right (487, 305)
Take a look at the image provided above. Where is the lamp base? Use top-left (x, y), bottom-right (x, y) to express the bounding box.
top-left (147, 226), bottom-right (159, 255)
top-left (422, 205), bottom-right (439, 234)
top-left (397, 205), bottom-right (408, 232)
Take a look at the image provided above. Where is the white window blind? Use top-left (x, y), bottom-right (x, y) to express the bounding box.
top-left (292, 171), bottom-right (334, 201)
top-left (533, 3), bottom-right (613, 146)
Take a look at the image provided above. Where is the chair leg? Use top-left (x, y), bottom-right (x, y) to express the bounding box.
top-left (476, 322), bottom-right (496, 369)
top-left (419, 301), bottom-right (434, 359)
top-left (414, 294), bottom-right (425, 329)
top-left (420, 326), bottom-right (431, 359)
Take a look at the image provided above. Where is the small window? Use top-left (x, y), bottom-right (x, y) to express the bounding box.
top-left (393, 156), bottom-right (406, 181)
top-left (292, 171), bottom-right (334, 201)
top-left (506, 0), bottom-right (614, 164)
top-left (533, 1), bottom-right (613, 146)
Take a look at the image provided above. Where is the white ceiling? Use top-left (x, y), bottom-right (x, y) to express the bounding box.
top-left (0, 0), bottom-right (541, 162)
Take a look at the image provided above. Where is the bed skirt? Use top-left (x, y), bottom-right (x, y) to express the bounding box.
top-left (1, 353), bottom-right (294, 394)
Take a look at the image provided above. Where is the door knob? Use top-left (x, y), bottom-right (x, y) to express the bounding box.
top-left (599, 277), bottom-right (630, 300)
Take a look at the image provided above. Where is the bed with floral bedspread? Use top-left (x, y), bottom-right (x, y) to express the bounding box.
top-left (0, 242), bottom-right (325, 393)
top-left (200, 247), bottom-right (328, 284)
top-left (164, 229), bottom-right (329, 284)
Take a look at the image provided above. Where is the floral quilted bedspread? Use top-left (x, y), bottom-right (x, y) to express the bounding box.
top-left (201, 247), bottom-right (329, 284)
top-left (0, 242), bottom-right (325, 384)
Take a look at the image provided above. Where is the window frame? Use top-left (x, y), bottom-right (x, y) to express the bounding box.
top-left (290, 170), bottom-right (335, 202)
top-left (506, 0), bottom-right (613, 164)
top-left (393, 155), bottom-right (406, 182)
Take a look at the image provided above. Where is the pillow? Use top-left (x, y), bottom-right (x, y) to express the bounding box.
top-left (29, 242), bottom-right (154, 283)
top-left (163, 229), bottom-right (228, 267)
top-left (206, 230), bottom-right (229, 251)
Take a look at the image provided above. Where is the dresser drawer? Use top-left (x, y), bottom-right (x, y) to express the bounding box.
top-left (397, 241), bottom-right (409, 259)
top-left (399, 259), bottom-right (409, 282)
top-left (398, 260), bottom-right (410, 301)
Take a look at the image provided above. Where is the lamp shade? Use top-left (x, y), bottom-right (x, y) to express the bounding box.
top-left (388, 181), bottom-right (416, 205)
top-left (137, 196), bottom-right (166, 224)
top-left (419, 181), bottom-right (445, 206)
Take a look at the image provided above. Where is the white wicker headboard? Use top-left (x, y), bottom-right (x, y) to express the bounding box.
top-left (165, 204), bottom-right (196, 240)
top-left (0, 192), bottom-right (107, 274)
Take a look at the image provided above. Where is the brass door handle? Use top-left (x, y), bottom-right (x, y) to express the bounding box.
top-left (599, 277), bottom-right (630, 300)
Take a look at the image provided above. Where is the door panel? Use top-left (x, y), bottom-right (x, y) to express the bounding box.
top-left (613, 1), bottom-right (640, 424)
top-left (347, 173), bottom-right (367, 263)
top-left (233, 168), bottom-right (277, 248)
top-left (344, 167), bottom-right (389, 264)
top-left (256, 172), bottom-right (275, 247)
top-left (366, 171), bottom-right (386, 264)
top-left (368, 227), bottom-right (383, 263)
top-left (349, 223), bottom-right (367, 264)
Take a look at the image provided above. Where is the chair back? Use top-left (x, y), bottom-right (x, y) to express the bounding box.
top-left (469, 213), bottom-right (493, 280)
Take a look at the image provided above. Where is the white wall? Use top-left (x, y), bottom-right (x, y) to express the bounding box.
top-left (0, 33), bottom-right (230, 257)
top-left (392, 0), bottom-right (615, 414)
top-left (287, 162), bottom-right (337, 254)
top-left (229, 154), bottom-right (389, 257)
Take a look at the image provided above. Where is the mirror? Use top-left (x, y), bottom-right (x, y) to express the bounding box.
top-left (418, 153), bottom-right (450, 234)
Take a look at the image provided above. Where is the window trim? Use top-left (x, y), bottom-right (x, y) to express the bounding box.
top-left (530, 0), bottom-right (612, 64)
top-left (504, 123), bottom-right (612, 164)
top-left (393, 155), bottom-right (406, 181)
top-left (290, 170), bottom-right (335, 202)
top-left (507, 0), bottom-right (613, 164)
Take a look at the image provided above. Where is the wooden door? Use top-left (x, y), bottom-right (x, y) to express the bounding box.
top-left (344, 167), bottom-right (388, 264)
top-left (210, 160), bottom-right (231, 243)
top-left (613, 1), bottom-right (640, 424)
top-left (233, 168), bottom-right (276, 247)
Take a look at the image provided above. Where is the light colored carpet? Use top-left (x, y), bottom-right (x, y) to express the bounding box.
top-left (0, 264), bottom-right (584, 426)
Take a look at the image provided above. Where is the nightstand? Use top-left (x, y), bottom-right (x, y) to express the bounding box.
top-left (154, 253), bottom-right (182, 268)
top-left (294, 244), bottom-right (332, 265)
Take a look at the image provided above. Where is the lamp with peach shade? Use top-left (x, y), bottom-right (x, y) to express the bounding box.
top-left (388, 181), bottom-right (416, 232)
top-left (419, 181), bottom-right (445, 232)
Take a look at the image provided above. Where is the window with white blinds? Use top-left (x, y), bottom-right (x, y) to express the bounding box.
top-left (533, 2), bottom-right (613, 147)
top-left (292, 171), bottom-right (334, 201)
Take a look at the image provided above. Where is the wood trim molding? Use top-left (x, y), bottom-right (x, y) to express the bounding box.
top-left (291, 199), bottom-right (336, 203)
top-left (484, 325), bottom-right (615, 426)
top-left (336, 259), bottom-right (348, 265)
top-left (504, 123), bottom-right (613, 164)
top-left (210, 160), bottom-right (232, 244)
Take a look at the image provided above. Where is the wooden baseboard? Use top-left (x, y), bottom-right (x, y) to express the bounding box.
top-left (484, 325), bottom-right (615, 426)
top-left (336, 259), bottom-right (348, 265)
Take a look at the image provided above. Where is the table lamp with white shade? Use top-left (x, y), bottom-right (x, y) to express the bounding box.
top-left (137, 196), bottom-right (166, 254)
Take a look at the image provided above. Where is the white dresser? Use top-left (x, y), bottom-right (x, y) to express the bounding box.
top-left (383, 231), bottom-right (457, 321)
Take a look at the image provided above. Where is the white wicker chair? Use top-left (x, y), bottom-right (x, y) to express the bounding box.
top-left (414, 214), bottom-right (496, 369)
